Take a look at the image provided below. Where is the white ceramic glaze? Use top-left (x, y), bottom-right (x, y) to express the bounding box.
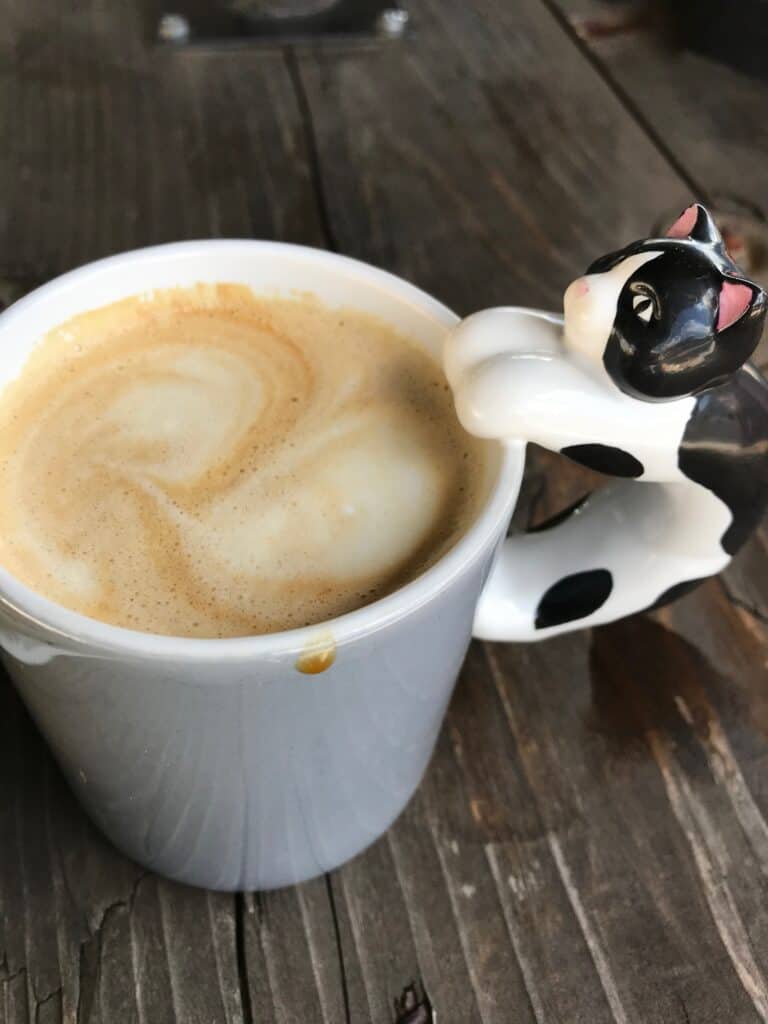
top-left (445, 297), bottom-right (731, 641)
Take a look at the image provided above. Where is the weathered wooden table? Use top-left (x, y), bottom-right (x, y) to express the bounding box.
top-left (3, 2), bottom-right (768, 1021)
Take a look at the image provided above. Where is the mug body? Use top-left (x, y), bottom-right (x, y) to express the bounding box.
top-left (0, 242), bottom-right (523, 891)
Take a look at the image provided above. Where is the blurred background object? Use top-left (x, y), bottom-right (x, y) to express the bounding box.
top-left (156, 0), bottom-right (409, 45)
top-left (674, 0), bottom-right (768, 78)
top-left (232, 0), bottom-right (340, 13)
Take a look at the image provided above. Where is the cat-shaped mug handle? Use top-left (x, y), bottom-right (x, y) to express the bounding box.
top-left (445, 203), bottom-right (768, 641)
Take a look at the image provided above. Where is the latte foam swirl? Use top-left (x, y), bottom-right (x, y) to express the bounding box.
top-left (0, 286), bottom-right (485, 637)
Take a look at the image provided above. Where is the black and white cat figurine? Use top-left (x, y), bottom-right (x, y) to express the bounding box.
top-left (445, 203), bottom-right (768, 640)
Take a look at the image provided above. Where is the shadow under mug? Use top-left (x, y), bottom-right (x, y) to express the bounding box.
top-left (0, 240), bottom-right (662, 891)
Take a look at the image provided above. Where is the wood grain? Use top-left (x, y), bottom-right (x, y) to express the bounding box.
top-left (548, 0), bottom-right (768, 205)
top-left (0, 0), bottom-right (325, 282)
top-left (2, 0), bottom-right (768, 1021)
top-left (484, 621), bottom-right (767, 1023)
top-left (293, 0), bottom-right (689, 315)
top-left (239, 883), bottom-right (349, 1024)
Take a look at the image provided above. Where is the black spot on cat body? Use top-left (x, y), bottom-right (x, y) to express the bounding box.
top-left (535, 569), bottom-right (613, 630)
top-left (561, 444), bottom-right (644, 478)
top-left (680, 366), bottom-right (768, 555)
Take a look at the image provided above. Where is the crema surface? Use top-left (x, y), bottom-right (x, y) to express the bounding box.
top-left (0, 286), bottom-right (486, 637)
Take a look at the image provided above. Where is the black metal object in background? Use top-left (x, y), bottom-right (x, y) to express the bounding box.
top-left (156, 0), bottom-right (408, 46)
top-left (672, 0), bottom-right (768, 81)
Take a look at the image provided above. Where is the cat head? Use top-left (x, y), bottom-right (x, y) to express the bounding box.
top-left (563, 203), bottom-right (767, 401)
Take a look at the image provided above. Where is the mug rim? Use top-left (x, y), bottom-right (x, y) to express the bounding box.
top-left (0, 240), bottom-right (523, 661)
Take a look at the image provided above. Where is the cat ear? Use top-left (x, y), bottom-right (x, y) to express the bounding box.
top-left (665, 203), bottom-right (723, 248)
top-left (717, 279), bottom-right (754, 332)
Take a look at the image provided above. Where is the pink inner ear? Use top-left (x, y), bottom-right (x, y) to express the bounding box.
top-left (666, 205), bottom-right (698, 239)
top-left (717, 281), bottom-right (753, 332)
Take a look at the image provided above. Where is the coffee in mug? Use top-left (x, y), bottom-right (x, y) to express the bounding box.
top-left (0, 284), bottom-right (486, 638)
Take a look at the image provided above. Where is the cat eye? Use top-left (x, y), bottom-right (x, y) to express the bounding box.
top-left (632, 293), bottom-right (655, 323)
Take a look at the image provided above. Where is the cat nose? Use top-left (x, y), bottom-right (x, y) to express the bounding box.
top-left (575, 279), bottom-right (590, 297)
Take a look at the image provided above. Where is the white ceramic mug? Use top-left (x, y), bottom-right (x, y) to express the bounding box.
top-left (0, 240), bottom-right (718, 891)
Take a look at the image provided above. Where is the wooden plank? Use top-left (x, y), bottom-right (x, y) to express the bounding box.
top-left (329, 836), bottom-right (426, 1023)
top-left (329, 764), bottom-right (537, 1024)
top-left (439, 645), bottom-right (619, 1024)
top-left (294, 0), bottom-right (689, 317)
top-left (239, 882), bottom-right (349, 1024)
top-left (0, 1), bottom-right (325, 283)
top-left (427, 652), bottom-right (618, 1024)
top-left (0, 687), bottom-right (119, 1024)
top-left (385, 796), bottom-right (495, 1024)
top-left (548, 0), bottom-right (768, 204)
top-left (547, 0), bottom-right (768, 368)
top-left (482, 618), bottom-right (767, 1023)
top-left (612, 589), bottom-right (768, 1014)
top-left (720, 526), bottom-right (768, 631)
top-left (657, 578), bottom-right (768, 804)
